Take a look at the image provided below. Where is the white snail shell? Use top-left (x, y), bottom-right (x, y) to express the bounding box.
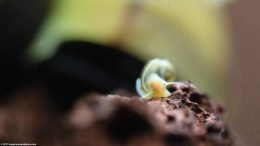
top-left (136, 58), bottom-right (176, 99)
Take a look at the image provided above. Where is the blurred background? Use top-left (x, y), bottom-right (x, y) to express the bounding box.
top-left (0, 0), bottom-right (259, 145)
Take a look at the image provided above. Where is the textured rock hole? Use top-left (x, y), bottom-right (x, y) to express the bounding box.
top-left (184, 111), bottom-right (189, 118)
top-left (166, 85), bottom-right (177, 93)
top-left (164, 134), bottom-right (192, 146)
top-left (105, 105), bottom-right (153, 143)
top-left (216, 105), bottom-right (225, 114)
top-left (191, 105), bottom-right (203, 114)
top-left (167, 115), bottom-right (176, 123)
top-left (221, 126), bottom-right (229, 139)
top-left (203, 113), bottom-right (211, 119)
top-left (181, 87), bottom-right (190, 93)
top-left (189, 93), bottom-right (202, 104)
top-left (207, 125), bottom-right (221, 134)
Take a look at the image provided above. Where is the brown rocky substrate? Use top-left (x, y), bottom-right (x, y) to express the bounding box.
top-left (0, 85), bottom-right (237, 146)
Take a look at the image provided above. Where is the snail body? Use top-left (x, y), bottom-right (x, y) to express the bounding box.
top-left (136, 58), bottom-right (175, 99)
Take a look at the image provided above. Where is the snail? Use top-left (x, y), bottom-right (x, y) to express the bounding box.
top-left (136, 58), bottom-right (195, 99)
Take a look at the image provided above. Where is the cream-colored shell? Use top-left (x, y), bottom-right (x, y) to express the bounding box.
top-left (136, 58), bottom-right (175, 99)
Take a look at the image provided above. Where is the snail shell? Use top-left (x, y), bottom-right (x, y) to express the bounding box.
top-left (136, 58), bottom-right (175, 99)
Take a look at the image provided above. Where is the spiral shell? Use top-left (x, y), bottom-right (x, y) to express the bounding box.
top-left (136, 58), bottom-right (175, 99)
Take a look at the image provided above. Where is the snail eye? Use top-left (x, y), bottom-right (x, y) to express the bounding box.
top-left (166, 85), bottom-right (177, 93)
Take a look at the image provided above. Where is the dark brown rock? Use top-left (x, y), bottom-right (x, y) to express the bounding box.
top-left (0, 86), bottom-right (238, 146)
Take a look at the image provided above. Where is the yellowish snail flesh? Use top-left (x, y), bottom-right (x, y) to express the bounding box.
top-left (136, 58), bottom-right (196, 99)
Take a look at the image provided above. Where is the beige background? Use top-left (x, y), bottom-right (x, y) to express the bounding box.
top-left (228, 0), bottom-right (260, 145)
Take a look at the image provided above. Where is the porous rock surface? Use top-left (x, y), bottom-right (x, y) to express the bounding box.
top-left (0, 86), bottom-right (237, 146)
